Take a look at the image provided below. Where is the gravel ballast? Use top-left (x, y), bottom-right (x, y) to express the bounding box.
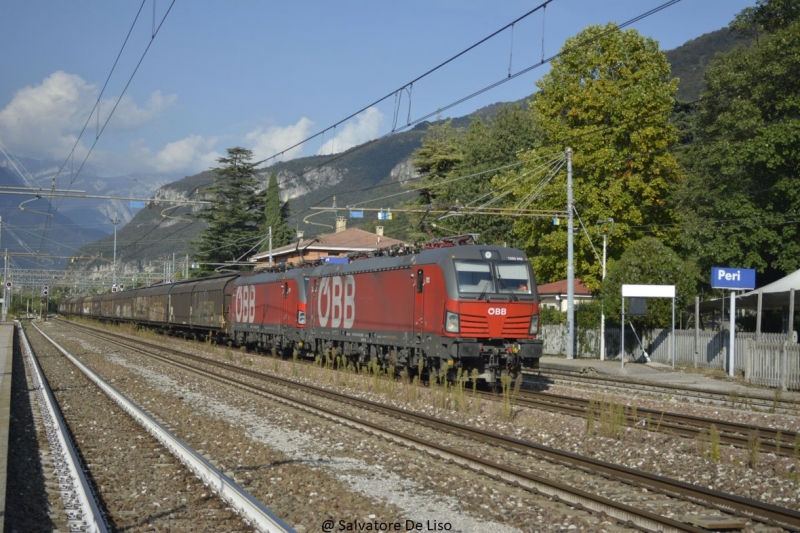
top-left (31, 319), bottom-right (800, 531)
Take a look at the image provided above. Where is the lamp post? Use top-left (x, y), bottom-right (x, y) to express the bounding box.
top-left (111, 213), bottom-right (120, 291)
top-left (597, 218), bottom-right (614, 361)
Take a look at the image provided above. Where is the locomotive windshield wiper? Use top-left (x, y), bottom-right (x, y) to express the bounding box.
top-left (477, 279), bottom-right (492, 301)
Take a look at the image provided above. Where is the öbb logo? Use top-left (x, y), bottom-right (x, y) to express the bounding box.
top-left (318, 275), bottom-right (355, 328)
top-left (234, 285), bottom-right (256, 323)
top-left (488, 307), bottom-right (507, 316)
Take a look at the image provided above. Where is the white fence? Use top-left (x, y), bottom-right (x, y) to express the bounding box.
top-left (540, 324), bottom-right (800, 390)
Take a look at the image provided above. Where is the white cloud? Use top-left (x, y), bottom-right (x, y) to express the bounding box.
top-left (317, 107), bottom-right (384, 155)
top-left (108, 90), bottom-right (177, 129)
top-left (244, 117), bottom-right (315, 163)
top-left (0, 71), bottom-right (94, 159)
top-left (0, 71), bottom-right (176, 161)
top-left (151, 135), bottom-right (222, 174)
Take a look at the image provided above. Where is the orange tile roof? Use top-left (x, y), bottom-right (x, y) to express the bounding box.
top-left (250, 227), bottom-right (405, 261)
top-left (537, 278), bottom-right (593, 296)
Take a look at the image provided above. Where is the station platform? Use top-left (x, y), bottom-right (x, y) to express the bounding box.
top-left (0, 322), bottom-right (14, 524)
top-left (538, 355), bottom-right (800, 400)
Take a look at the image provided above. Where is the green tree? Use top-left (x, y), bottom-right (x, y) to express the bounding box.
top-left (191, 147), bottom-right (265, 275)
top-left (675, 4), bottom-right (800, 281)
top-left (506, 24), bottom-right (681, 289)
top-left (600, 237), bottom-right (699, 329)
top-left (262, 171), bottom-right (294, 250)
top-left (411, 120), bottom-right (463, 207)
top-left (410, 105), bottom-right (542, 245)
top-left (730, 0), bottom-right (800, 35)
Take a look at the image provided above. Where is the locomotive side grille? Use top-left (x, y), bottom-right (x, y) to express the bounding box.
top-left (459, 313), bottom-right (490, 335)
top-left (502, 315), bottom-right (531, 336)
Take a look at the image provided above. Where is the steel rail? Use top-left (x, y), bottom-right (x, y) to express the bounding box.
top-left (509, 390), bottom-right (797, 456)
top-left (30, 322), bottom-right (293, 533)
top-left (17, 323), bottom-right (110, 533)
top-left (530, 367), bottom-right (800, 413)
top-left (63, 320), bottom-right (800, 532)
top-left (66, 324), bottom-right (704, 533)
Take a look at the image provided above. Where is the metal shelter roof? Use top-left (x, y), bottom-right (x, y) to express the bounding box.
top-left (737, 269), bottom-right (800, 310)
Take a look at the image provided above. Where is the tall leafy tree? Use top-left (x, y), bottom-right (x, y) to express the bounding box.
top-left (191, 147), bottom-right (265, 275)
top-left (675, 4), bottom-right (800, 281)
top-left (261, 171), bottom-right (294, 250)
top-left (507, 24), bottom-right (681, 289)
top-left (730, 0), bottom-right (800, 35)
top-left (410, 105), bottom-right (542, 244)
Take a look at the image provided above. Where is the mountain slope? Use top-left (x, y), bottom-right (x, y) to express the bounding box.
top-left (0, 166), bottom-right (107, 270)
top-left (666, 27), bottom-right (752, 101)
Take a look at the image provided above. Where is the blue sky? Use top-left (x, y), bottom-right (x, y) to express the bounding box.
top-left (0, 0), bottom-right (754, 181)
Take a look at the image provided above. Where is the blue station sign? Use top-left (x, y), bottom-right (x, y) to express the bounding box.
top-left (711, 267), bottom-right (756, 290)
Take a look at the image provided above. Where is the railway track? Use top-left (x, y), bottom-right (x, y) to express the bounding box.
top-left (508, 389), bottom-right (799, 456)
top-left (59, 319), bottom-right (800, 532)
top-left (16, 323), bottom-right (109, 533)
top-left (23, 321), bottom-right (291, 533)
top-left (528, 367), bottom-right (800, 415)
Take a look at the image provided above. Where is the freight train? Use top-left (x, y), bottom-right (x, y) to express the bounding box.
top-left (59, 242), bottom-right (543, 383)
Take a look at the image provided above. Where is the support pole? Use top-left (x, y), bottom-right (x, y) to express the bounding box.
top-left (600, 237), bottom-right (605, 360)
top-left (672, 297), bottom-right (676, 369)
top-left (1, 217), bottom-right (5, 323)
top-left (784, 289), bottom-right (795, 392)
top-left (756, 291), bottom-right (763, 342)
top-left (597, 218), bottom-right (613, 361)
top-left (788, 288), bottom-right (795, 345)
top-left (111, 213), bottom-right (120, 290)
top-left (694, 296), bottom-right (700, 369)
top-left (621, 295), bottom-right (625, 368)
top-left (729, 290), bottom-right (736, 378)
top-left (566, 147), bottom-right (575, 359)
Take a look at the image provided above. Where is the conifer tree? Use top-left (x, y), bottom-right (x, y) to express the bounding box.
top-left (261, 171), bottom-right (294, 251)
top-left (191, 147), bottom-right (265, 275)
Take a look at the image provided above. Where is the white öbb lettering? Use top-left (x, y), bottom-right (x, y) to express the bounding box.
top-left (318, 275), bottom-right (356, 328)
top-left (488, 307), bottom-right (507, 316)
top-left (234, 285), bottom-right (256, 323)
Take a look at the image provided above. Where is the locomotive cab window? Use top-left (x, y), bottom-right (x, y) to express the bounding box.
top-left (496, 262), bottom-right (531, 293)
top-left (454, 260), bottom-right (493, 294)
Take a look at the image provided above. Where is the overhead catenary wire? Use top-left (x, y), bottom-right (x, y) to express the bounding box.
top-left (252, 0), bottom-right (557, 167)
top-left (39, 0), bottom-right (178, 253)
top-left (268, 0), bottom-right (685, 223)
top-left (62, 2), bottom-right (776, 268)
top-left (12, 2), bottom-right (692, 274)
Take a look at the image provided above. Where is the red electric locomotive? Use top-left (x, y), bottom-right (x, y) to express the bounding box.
top-left (229, 243), bottom-right (541, 383)
top-left (228, 267), bottom-right (308, 353)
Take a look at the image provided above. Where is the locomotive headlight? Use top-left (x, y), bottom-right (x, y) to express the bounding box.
top-left (529, 314), bottom-right (539, 334)
top-left (297, 310), bottom-right (306, 325)
top-left (445, 311), bottom-right (460, 333)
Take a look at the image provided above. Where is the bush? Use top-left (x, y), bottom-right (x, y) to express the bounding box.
top-left (540, 306), bottom-right (566, 325)
top-left (540, 300), bottom-right (602, 328)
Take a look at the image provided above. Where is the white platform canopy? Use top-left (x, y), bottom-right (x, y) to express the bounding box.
top-left (737, 269), bottom-right (800, 309)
